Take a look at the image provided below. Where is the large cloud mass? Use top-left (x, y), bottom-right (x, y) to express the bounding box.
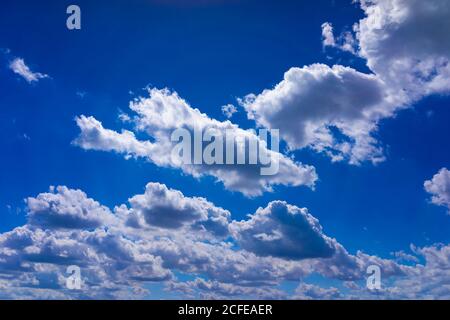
top-left (0, 184), bottom-right (425, 299)
top-left (357, 0), bottom-right (450, 97)
top-left (9, 57), bottom-right (49, 83)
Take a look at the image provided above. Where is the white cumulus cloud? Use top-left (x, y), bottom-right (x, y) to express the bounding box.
top-left (0, 183), bottom-right (414, 299)
top-left (74, 88), bottom-right (317, 197)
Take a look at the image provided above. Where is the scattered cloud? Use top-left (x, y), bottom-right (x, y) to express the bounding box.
top-left (2, 0), bottom-right (450, 300)
top-left (321, 22), bottom-right (356, 54)
top-left (9, 58), bottom-right (49, 83)
top-left (424, 168), bottom-right (450, 213)
top-left (345, 243), bottom-right (450, 299)
top-left (221, 104), bottom-right (238, 118)
top-left (26, 186), bottom-right (118, 229)
top-left (391, 250), bottom-right (420, 264)
top-left (321, 22), bottom-right (335, 47)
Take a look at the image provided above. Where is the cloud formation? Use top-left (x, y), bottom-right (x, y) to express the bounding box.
top-left (424, 168), bottom-right (450, 213)
top-left (75, 88), bottom-right (317, 196)
top-left (9, 58), bottom-right (48, 83)
top-left (241, 64), bottom-right (387, 164)
top-left (357, 0), bottom-right (450, 98)
top-left (221, 104), bottom-right (238, 118)
top-left (241, 0), bottom-right (450, 165)
top-left (0, 184), bottom-right (415, 299)
top-left (26, 186), bottom-right (116, 229)
top-left (321, 22), bottom-right (356, 54)
top-left (125, 182), bottom-right (231, 238)
top-left (293, 283), bottom-right (341, 300)
top-left (230, 201), bottom-right (336, 260)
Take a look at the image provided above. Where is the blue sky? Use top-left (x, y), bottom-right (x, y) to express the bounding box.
top-left (1, 0), bottom-right (450, 299)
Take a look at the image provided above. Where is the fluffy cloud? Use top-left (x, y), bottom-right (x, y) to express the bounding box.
top-left (74, 116), bottom-right (154, 159)
top-left (75, 88), bottom-right (317, 196)
top-left (9, 58), bottom-right (48, 83)
top-left (230, 201), bottom-right (336, 260)
top-left (241, 64), bottom-right (388, 164)
top-left (221, 104), bottom-right (238, 118)
top-left (393, 244), bottom-right (450, 299)
top-left (125, 182), bottom-right (231, 238)
top-left (391, 250), bottom-right (420, 264)
top-left (0, 184), bottom-right (414, 299)
top-left (424, 168), bottom-right (450, 213)
top-left (321, 22), bottom-right (356, 54)
top-left (343, 244), bottom-right (450, 299)
top-left (0, 226), bottom-right (173, 299)
top-left (241, 0), bottom-right (450, 165)
top-left (321, 22), bottom-right (335, 47)
top-left (26, 186), bottom-right (117, 229)
top-left (290, 244), bottom-right (450, 300)
top-left (357, 0), bottom-right (450, 97)
top-left (3, 184), bottom-right (450, 299)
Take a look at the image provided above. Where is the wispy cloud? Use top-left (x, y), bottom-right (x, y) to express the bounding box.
top-left (9, 58), bottom-right (49, 83)
top-left (221, 104), bottom-right (237, 118)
